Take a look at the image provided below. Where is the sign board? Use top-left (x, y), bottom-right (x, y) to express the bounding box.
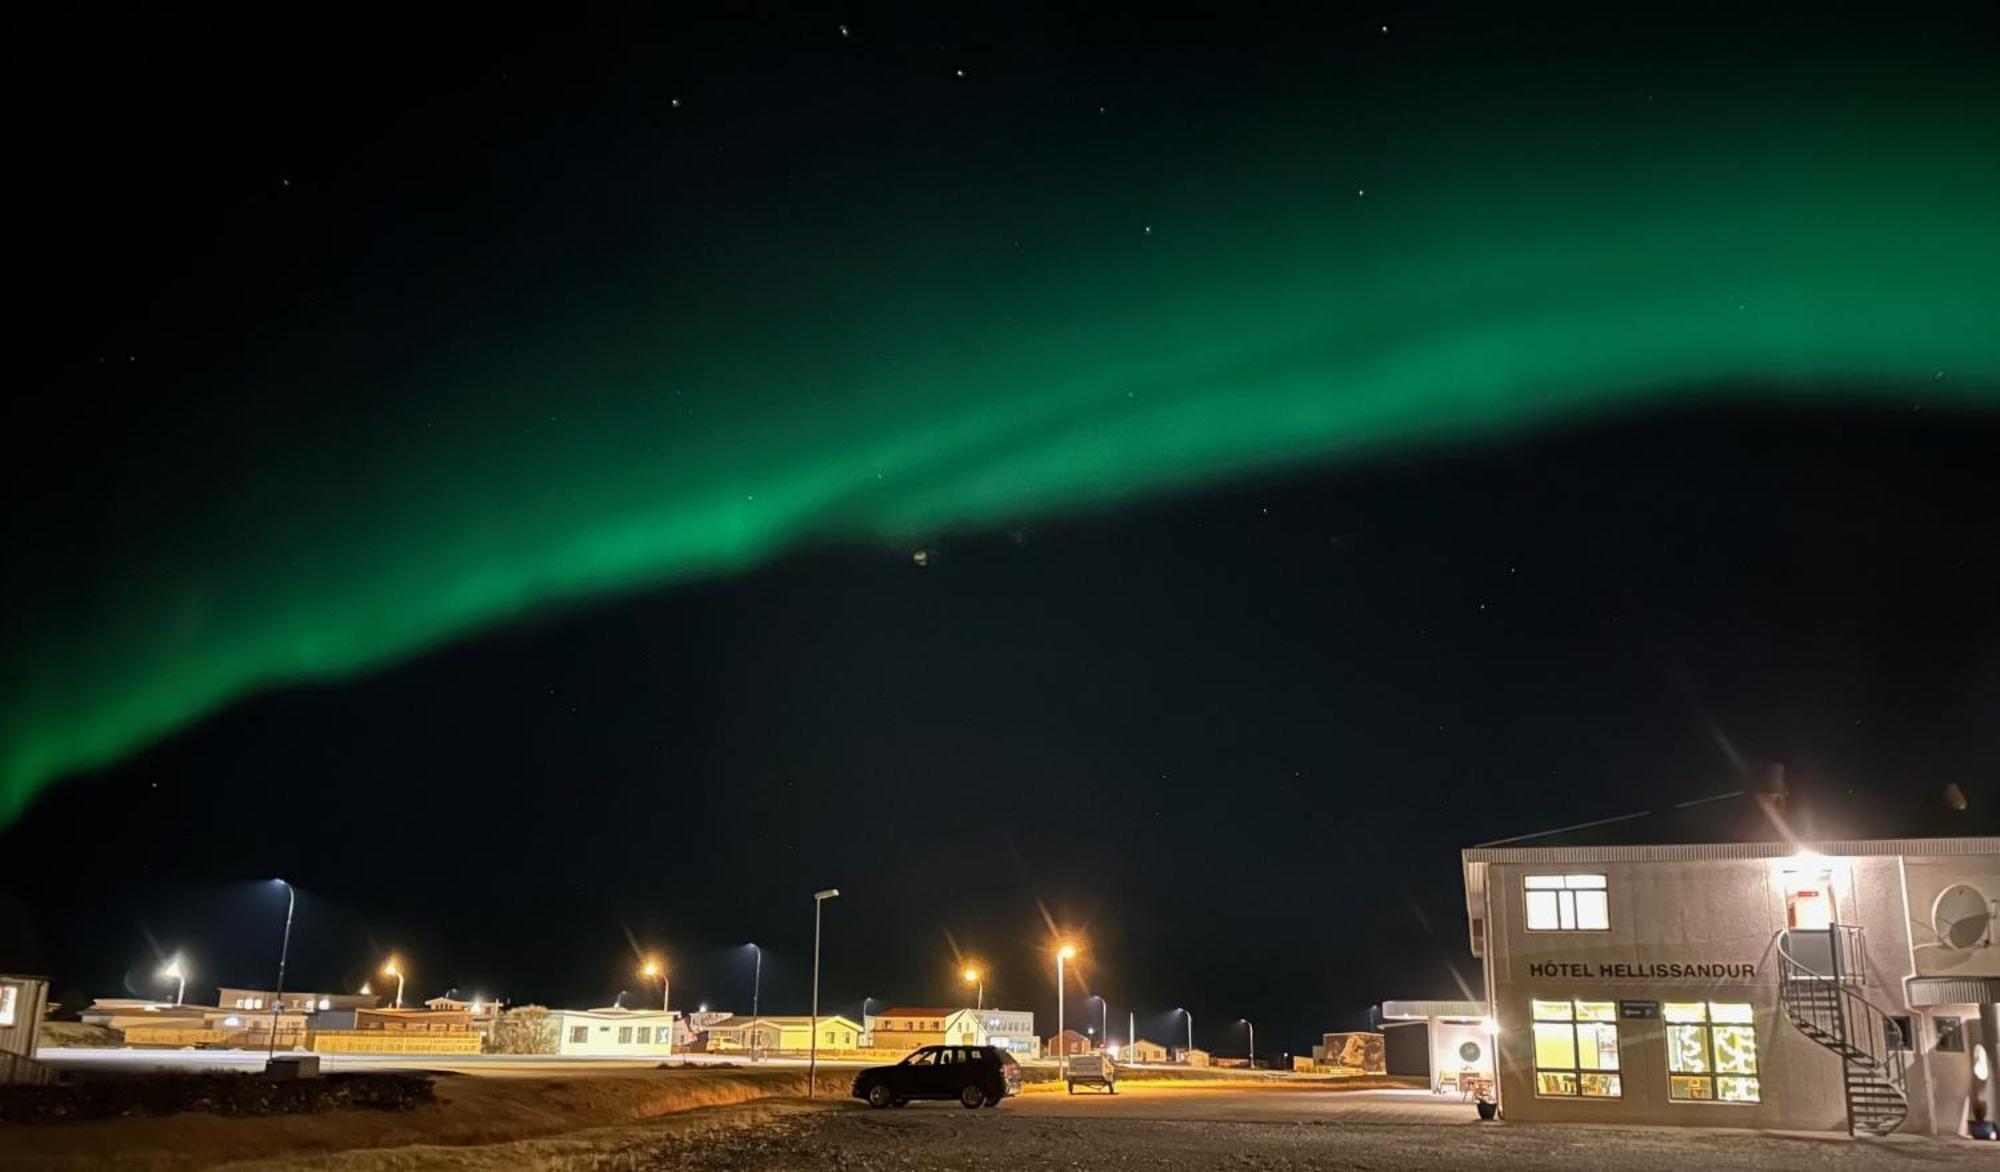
top-left (1619, 1000), bottom-right (1660, 1020)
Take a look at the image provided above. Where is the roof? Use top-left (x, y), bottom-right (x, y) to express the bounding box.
top-left (1378, 1000), bottom-right (1487, 1021)
top-left (873, 1007), bottom-right (970, 1018)
top-left (1463, 835), bottom-right (2000, 865)
top-left (707, 1014), bottom-right (861, 1029)
top-left (554, 1007), bottom-right (678, 1021)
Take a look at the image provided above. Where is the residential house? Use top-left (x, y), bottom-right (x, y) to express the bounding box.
top-left (866, 1007), bottom-right (988, 1049)
top-left (549, 1007), bottom-right (680, 1057)
top-left (217, 987), bottom-right (379, 1014)
top-left (1047, 1028), bottom-right (1093, 1057)
top-left (1123, 1037), bottom-right (1169, 1063)
top-left (702, 1014), bottom-right (862, 1053)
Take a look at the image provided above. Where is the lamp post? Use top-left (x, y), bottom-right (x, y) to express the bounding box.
top-left (746, 942), bottom-right (763, 1061)
top-left (267, 879), bottom-right (296, 1063)
top-left (809, 889), bottom-right (839, 1098)
top-left (1088, 995), bottom-right (1107, 1050)
top-left (1239, 1018), bottom-right (1255, 1069)
top-left (381, 956), bottom-right (406, 1009)
top-left (642, 957), bottom-right (673, 1056)
top-left (158, 955), bottom-right (186, 1007)
top-left (963, 966), bottom-right (984, 1011)
top-left (1128, 1010), bottom-right (1135, 1054)
top-left (1178, 1007), bottom-right (1194, 1060)
top-left (1055, 943), bottom-right (1077, 1077)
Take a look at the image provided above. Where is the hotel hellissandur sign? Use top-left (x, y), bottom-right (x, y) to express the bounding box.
top-left (1527, 961), bottom-right (1758, 980)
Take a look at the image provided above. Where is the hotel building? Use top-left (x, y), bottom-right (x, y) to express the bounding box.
top-left (1463, 836), bottom-right (2000, 1136)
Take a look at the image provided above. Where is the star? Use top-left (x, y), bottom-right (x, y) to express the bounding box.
top-left (954, 69), bottom-right (966, 79)
top-left (670, 98), bottom-right (682, 109)
top-left (1143, 224), bottom-right (1152, 235)
top-left (838, 23), bottom-right (849, 37)
top-left (911, 549), bottom-right (930, 567)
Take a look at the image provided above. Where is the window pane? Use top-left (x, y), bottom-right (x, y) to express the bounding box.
top-left (1712, 1026), bottom-right (1757, 1074)
top-left (1574, 890), bottom-right (1610, 930)
top-left (1669, 1074), bottom-right (1715, 1100)
top-left (1663, 1002), bottom-right (1708, 1024)
top-left (1565, 874), bottom-right (1607, 890)
top-left (1525, 875), bottom-right (1565, 889)
top-left (1580, 1072), bottom-right (1622, 1098)
top-left (1534, 1023), bottom-right (1577, 1069)
top-left (1707, 1002), bottom-right (1753, 1024)
top-left (1536, 1071), bottom-right (1579, 1096)
top-left (1557, 891), bottom-right (1577, 929)
top-left (1532, 999), bottom-right (1574, 1022)
top-left (1578, 1023), bottom-right (1620, 1071)
top-left (1574, 1001), bottom-right (1617, 1022)
top-left (1526, 891), bottom-right (1561, 930)
top-left (1667, 1025), bottom-right (1710, 1073)
top-left (1716, 1076), bottom-right (1760, 1103)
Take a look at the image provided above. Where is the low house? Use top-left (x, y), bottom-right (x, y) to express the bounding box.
top-left (866, 1007), bottom-right (987, 1049)
top-left (1, 974), bottom-right (54, 1085)
top-left (1047, 1029), bottom-right (1093, 1057)
top-left (702, 1014), bottom-right (862, 1054)
top-left (1123, 1038), bottom-right (1169, 1063)
top-left (311, 1007), bottom-right (482, 1055)
top-left (217, 987), bottom-right (379, 1014)
top-left (550, 1007), bottom-right (680, 1057)
top-left (1177, 1047), bottom-right (1211, 1068)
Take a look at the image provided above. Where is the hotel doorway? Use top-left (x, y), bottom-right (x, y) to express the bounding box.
top-left (1782, 865), bottom-right (1838, 975)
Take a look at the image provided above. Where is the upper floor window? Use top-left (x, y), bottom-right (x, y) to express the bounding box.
top-left (1525, 874), bottom-right (1609, 931)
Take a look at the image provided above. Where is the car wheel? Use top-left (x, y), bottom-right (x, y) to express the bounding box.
top-left (867, 1084), bottom-right (893, 1109)
top-left (892, 1098), bottom-right (908, 1108)
top-left (960, 1084), bottom-right (986, 1109)
top-left (981, 1091), bottom-right (1001, 1108)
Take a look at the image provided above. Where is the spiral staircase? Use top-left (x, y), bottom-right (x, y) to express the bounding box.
top-left (1775, 925), bottom-right (1908, 1136)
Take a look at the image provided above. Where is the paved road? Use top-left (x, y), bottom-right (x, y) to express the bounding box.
top-left (1009, 1085), bottom-right (1474, 1124)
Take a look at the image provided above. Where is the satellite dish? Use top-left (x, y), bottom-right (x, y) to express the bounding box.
top-left (1933, 884), bottom-right (1993, 949)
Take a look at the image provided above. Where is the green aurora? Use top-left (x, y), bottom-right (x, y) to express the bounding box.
top-left (5, 83), bottom-right (1999, 824)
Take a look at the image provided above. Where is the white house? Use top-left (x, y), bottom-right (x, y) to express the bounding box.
top-left (549, 1007), bottom-right (678, 1057)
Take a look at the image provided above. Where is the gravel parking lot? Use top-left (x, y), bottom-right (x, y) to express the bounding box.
top-left (617, 1096), bottom-right (1986, 1172)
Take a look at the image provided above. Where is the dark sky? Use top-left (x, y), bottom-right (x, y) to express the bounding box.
top-left (4, 3), bottom-right (1999, 1055)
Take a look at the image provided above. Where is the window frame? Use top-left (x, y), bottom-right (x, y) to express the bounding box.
top-left (1530, 998), bottom-right (1623, 1099)
top-left (1664, 1001), bottom-right (1760, 1104)
top-left (1523, 874), bottom-right (1611, 932)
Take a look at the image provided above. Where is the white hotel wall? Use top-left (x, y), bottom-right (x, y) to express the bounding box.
top-left (1469, 842), bottom-right (2000, 1135)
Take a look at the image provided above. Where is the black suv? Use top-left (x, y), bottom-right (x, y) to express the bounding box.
top-left (852, 1044), bottom-right (1022, 1108)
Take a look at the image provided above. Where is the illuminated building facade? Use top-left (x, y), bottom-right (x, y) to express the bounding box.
top-left (1463, 837), bottom-right (2000, 1136)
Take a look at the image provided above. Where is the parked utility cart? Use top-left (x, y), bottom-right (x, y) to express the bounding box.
top-left (1065, 1052), bottom-right (1117, 1093)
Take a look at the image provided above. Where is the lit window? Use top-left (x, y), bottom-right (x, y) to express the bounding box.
top-left (618, 1026), bottom-right (633, 1044)
top-left (1524, 875), bottom-right (1609, 931)
top-left (636, 1027), bottom-right (652, 1044)
top-left (0, 985), bottom-right (15, 1027)
top-left (1531, 999), bottom-right (1620, 1097)
top-left (1666, 1002), bottom-right (1759, 1102)
top-left (569, 1025), bottom-right (588, 1043)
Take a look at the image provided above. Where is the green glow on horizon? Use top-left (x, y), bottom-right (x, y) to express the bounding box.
top-left (4, 96), bottom-right (1999, 823)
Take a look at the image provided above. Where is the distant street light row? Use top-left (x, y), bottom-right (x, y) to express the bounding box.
top-left (216, 879), bottom-right (1247, 1071)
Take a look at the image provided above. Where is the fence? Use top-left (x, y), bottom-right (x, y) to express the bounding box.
top-left (309, 1030), bottom-right (484, 1055)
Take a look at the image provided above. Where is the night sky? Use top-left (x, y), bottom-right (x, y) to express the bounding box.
top-left (5, 3), bottom-right (1999, 1055)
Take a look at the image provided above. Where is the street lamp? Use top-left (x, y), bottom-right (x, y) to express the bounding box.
top-left (1088, 995), bottom-right (1107, 1050)
top-left (809, 888), bottom-right (840, 1098)
top-left (1178, 1007), bottom-right (1194, 1059)
top-left (381, 956), bottom-right (406, 1010)
top-left (1239, 1018), bottom-right (1255, 1069)
top-left (158, 954), bottom-right (187, 1007)
top-left (745, 942), bottom-right (764, 1061)
top-left (641, 957), bottom-right (674, 1057)
top-left (1055, 942), bottom-right (1078, 1077)
top-left (962, 965), bottom-right (984, 1011)
top-left (268, 879), bottom-right (296, 1064)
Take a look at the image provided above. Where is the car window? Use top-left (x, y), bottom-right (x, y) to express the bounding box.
top-left (938, 1047), bottom-right (961, 1065)
top-left (903, 1049), bottom-right (935, 1066)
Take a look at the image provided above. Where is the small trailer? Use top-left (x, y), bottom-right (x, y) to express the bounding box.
top-left (1065, 1052), bottom-right (1118, 1093)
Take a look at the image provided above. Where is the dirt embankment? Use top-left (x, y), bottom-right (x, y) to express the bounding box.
top-left (0, 1066), bottom-right (844, 1172)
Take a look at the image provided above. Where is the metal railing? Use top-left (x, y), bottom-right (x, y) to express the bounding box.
top-left (1775, 925), bottom-right (1908, 1135)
